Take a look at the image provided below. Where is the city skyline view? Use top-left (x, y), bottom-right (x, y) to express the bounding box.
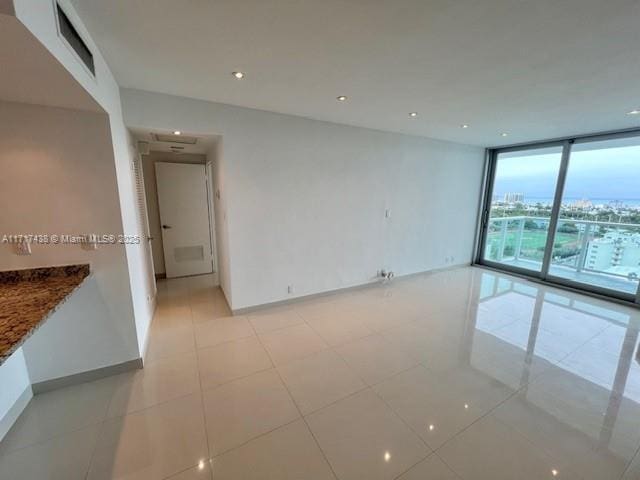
top-left (484, 138), bottom-right (640, 297)
top-left (494, 145), bottom-right (640, 200)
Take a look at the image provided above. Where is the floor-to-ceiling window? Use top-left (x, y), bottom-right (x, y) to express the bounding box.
top-left (482, 145), bottom-right (563, 273)
top-left (478, 131), bottom-right (640, 304)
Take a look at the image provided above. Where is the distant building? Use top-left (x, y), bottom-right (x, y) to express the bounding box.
top-left (585, 230), bottom-right (640, 278)
top-left (571, 198), bottom-right (593, 209)
top-left (503, 192), bottom-right (524, 203)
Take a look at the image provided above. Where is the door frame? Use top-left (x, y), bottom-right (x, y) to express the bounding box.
top-left (205, 160), bottom-right (219, 285)
top-left (475, 127), bottom-right (640, 306)
top-left (155, 161), bottom-right (215, 279)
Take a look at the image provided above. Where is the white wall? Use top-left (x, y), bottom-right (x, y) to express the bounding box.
top-left (209, 139), bottom-right (232, 303)
top-left (0, 349), bottom-right (31, 441)
top-left (0, 101), bottom-right (140, 382)
top-left (141, 152), bottom-right (207, 276)
top-left (12, 0), bottom-right (156, 356)
top-left (122, 89), bottom-right (485, 310)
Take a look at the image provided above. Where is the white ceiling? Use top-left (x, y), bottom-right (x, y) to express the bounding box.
top-left (71, 0), bottom-right (640, 147)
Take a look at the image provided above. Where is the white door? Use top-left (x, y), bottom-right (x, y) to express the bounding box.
top-left (155, 162), bottom-right (214, 278)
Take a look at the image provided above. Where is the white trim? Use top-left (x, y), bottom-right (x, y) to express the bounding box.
top-left (31, 358), bottom-right (142, 394)
top-left (232, 263), bottom-right (470, 314)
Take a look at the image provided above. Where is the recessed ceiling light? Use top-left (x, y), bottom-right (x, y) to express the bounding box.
top-left (337, 95), bottom-right (347, 101)
top-left (409, 112), bottom-right (418, 118)
top-left (232, 71), bottom-right (245, 79)
top-left (501, 132), bottom-right (509, 137)
top-left (627, 109), bottom-right (640, 115)
top-left (461, 124), bottom-right (469, 129)
top-left (173, 130), bottom-right (181, 135)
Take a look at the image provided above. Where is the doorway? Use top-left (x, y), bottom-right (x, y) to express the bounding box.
top-left (133, 130), bottom-right (220, 282)
top-left (156, 162), bottom-right (214, 278)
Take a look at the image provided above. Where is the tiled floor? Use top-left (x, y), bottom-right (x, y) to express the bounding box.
top-left (2, 267), bottom-right (640, 479)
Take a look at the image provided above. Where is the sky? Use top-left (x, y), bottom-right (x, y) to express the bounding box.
top-left (494, 145), bottom-right (640, 200)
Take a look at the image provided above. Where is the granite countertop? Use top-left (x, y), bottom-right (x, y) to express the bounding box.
top-left (0, 264), bottom-right (90, 366)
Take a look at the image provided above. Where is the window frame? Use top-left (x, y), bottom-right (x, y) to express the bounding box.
top-left (475, 128), bottom-right (640, 307)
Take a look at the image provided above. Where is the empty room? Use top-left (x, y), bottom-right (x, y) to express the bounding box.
top-left (1, 1), bottom-right (640, 479)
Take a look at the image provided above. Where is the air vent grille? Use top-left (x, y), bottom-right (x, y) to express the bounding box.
top-left (56, 4), bottom-right (95, 76)
top-left (154, 134), bottom-right (199, 145)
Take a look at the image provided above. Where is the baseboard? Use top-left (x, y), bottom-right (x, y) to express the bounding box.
top-left (0, 385), bottom-right (32, 441)
top-left (31, 358), bottom-right (143, 395)
top-left (232, 263), bottom-right (470, 315)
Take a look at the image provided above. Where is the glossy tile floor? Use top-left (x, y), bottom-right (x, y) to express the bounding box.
top-left (2, 267), bottom-right (640, 479)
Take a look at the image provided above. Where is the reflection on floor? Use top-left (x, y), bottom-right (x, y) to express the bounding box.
top-left (1, 267), bottom-right (640, 479)
top-left (501, 257), bottom-right (639, 295)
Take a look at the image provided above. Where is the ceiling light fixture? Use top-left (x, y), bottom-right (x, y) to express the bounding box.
top-left (409, 112), bottom-right (418, 118)
top-left (501, 132), bottom-right (509, 137)
top-left (461, 124), bottom-right (469, 129)
top-left (232, 71), bottom-right (245, 79)
top-left (173, 130), bottom-right (181, 135)
top-left (627, 109), bottom-right (640, 115)
top-left (337, 95), bottom-right (347, 101)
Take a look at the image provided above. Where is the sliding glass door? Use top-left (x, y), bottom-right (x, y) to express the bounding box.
top-left (547, 137), bottom-right (640, 297)
top-left (479, 131), bottom-right (640, 304)
top-left (482, 145), bottom-right (564, 273)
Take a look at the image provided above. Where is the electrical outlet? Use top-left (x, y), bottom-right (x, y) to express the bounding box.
top-left (287, 285), bottom-right (293, 294)
top-left (385, 209), bottom-right (391, 218)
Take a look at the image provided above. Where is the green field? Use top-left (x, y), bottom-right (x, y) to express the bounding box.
top-left (486, 229), bottom-right (579, 262)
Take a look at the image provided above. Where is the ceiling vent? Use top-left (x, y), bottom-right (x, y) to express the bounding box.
top-left (56, 3), bottom-right (95, 76)
top-left (154, 133), bottom-right (199, 145)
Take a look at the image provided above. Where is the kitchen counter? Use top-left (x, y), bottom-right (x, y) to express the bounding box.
top-left (0, 264), bottom-right (90, 365)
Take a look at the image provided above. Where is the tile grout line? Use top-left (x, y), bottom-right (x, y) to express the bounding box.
top-left (429, 451), bottom-right (466, 480)
top-left (249, 319), bottom-right (341, 480)
top-left (82, 373), bottom-right (123, 480)
top-left (8, 273), bottom-right (635, 479)
top-left (619, 441), bottom-right (640, 480)
top-left (296, 317), bottom-right (446, 478)
top-left (431, 383), bottom-right (523, 454)
top-left (207, 417), bottom-right (302, 459)
top-left (188, 292), bottom-right (216, 469)
top-left (1, 377), bottom-right (124, 470)
top-left (366, 375), bottom-right (435, 478)
top-left (156, 279), bottom-right (219, 480)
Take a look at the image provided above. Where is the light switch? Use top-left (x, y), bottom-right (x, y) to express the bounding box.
top-left (385, 209), bottom-right (391, 218)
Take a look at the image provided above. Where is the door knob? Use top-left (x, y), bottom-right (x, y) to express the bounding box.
top-left (162, 225), bottom-right (172, 229)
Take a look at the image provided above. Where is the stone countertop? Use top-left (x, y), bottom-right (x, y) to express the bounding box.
top-left (0, 264), bottom-right (90, 366)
